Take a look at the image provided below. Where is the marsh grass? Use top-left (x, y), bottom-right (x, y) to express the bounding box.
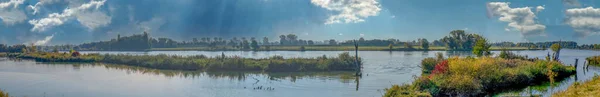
top-left (386, 57), bottom-right (575, 96)
top-left (587, 56), bottom-right (600, 66)
top-left (7, 52), bottom-right (361, 72)
top-left (0, 89), bottom-right (8, 97)
top-left (553, 75), bottom-right (600, 96)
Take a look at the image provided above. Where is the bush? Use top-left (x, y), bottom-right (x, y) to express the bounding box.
top-left (421, 58), bottom-right (439, 74)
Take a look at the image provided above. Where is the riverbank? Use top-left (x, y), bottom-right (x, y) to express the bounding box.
top-left (384, 56), bottom-right (576, 96)
top-left (148, 46), bottom-right (542, 51)
top-left (553, 75), bottom-right (600, 96)
top-left (5, 52), bottom-right (361, 72)
top-left (587, 56), bottom-right (600, 66)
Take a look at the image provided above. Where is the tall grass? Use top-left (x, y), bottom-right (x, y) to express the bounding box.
top-left (7, 52), bottom-right (361, 72)
top-left (386, 57), bottom-right (575, 96)
top-left (587, 56), bottom-right (600, 66)
top-left (0, 89), bottom-right (8, 97)
top-left (553, 75), bottom-right (600, 96)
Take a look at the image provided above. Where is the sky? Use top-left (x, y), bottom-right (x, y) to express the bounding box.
top-left (0, 0), bottom-right (599, 45)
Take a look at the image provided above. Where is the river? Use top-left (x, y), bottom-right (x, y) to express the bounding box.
top-left (0, 49), bottom-right (599, 97)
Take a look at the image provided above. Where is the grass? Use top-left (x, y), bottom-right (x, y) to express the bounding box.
top-left (7, 52), bottom-right (361, 72)
top-left (385, 56), bottom-right (576, 96)
top-left (0, 53), bottom-right (6, 57)
top-left (0, 89), bottom-right (8, 97)
top-left (587, 56), bottom-right (600, 66)
top-left (148, 46), bottom-right (541, 51)
top-left (553, 75), bottom-right (600, 96)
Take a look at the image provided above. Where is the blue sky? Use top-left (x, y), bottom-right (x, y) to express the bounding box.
top-left (0, 0), bottom-right (599, 45)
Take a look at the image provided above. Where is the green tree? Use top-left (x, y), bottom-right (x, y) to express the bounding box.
top-left (251, 39), bottom-right (260, 51)
top-left (279, 35), bottom-right (287, 45)
top-left (472, 38), bottom-right (491, 57)
top-left (404, 42), bottom-right (413, 49)
top-left (262, 37), bottom-right (269, 45)
top-left (421, 39), bottom-right (429, 50)
top-left (242, 39), bottom-right (250, 50)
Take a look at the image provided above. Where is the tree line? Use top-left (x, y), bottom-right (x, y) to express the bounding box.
top-left (1, 30), bottom-right (599, 52)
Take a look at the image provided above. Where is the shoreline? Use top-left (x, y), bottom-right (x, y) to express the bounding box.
top-left (67, 46), bottom-right (546, 52)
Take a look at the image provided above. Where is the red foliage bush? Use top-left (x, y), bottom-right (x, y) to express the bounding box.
top-left (432, 60), bottom-right (448, 75)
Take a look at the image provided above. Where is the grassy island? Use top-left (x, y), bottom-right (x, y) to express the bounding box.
top-left (6, 52), bottom-right (361, 72)
top-left (586, 56), bottom-right (600, 66)
top-left (553, 75), bottom-right (600, 96)
top-left (384, 53), bottom-right (575, 96)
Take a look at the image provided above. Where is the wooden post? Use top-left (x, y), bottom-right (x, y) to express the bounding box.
top-left (575, 58), bottom-right (578, 68)
top-left (354, 40), bottom-right (361, 76)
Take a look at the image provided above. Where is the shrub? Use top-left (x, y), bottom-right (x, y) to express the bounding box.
top-left (421, 58), bottom-right (438, 74)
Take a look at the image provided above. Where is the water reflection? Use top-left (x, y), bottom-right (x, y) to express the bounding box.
top-left (98, 64), bottom-right (357, 83)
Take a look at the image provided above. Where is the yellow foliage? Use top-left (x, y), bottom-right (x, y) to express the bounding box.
top-left (554, 76), bottom-right (600, 97)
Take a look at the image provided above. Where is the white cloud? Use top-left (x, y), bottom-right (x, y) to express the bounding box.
top-left (34, 34), bottom-right (54, 45)
top-left (486, 2), bottom-right (546, 36)
top-left (565, 7), bottom-right (600, 37)
top-left (311, 0), bottom-right (381, 24)
top-left (76, 11), bottom-right (111, 30)
top-left (27, 0), bottom-right (61, 15)
top-left (29, 0), bottom-right (109, 32)
top-left (0, 0), bottom-right (26, 25)
top-left (562, 0), bottom-right (581, 7)
top-left (139, 17), bottom-right (165, 32)
top-left (536, 6), bottom-right (544, 13)
top-left (0, 0), bottom-right (23, 8)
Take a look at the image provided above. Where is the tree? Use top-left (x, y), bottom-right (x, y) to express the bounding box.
top-left (472, 38), bottom-right (491, 57)
top-left (359, 37), bottom-right (365, 43)
top-left (0, 44), bottom-right (7, 52)
top-left (388, 43), bottom-right (394, 51)
top-left (529, 45), bottom-right (537, 50)
top-left (193, 38), bottom-right (198, 44)
top-left (551, 43), bottom-right (561, 61)
top-left (286, 34), bottom-right (298, 45)
top-left (307, 40), bottom-right (314, 45)
top-left (404, 42), bottom-right (413, 49)
top-left (328, 39), bottom-right (337, 45)
top-left (262, 37), bottom-right (269, 45)
top-left (251, 38), bottom-right (260, 51)
top-left (242, 39), bottom-right (250, 50)
top-left (279, 35), bottom-right (287, 45)
top-left (421, 39), bottom-right (429, 50)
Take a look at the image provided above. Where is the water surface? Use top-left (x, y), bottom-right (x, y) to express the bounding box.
top-left (1, 50), bottom-right (599, 97)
